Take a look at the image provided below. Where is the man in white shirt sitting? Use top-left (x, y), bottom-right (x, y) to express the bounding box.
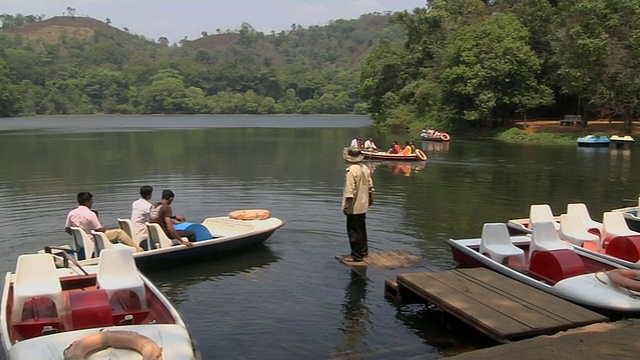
top-left (364, 137), bottom-right (378, 151)
top-left (131, 185), bottom-right (154, 238)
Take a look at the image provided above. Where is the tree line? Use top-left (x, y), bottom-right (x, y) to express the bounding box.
top-left (0, 13), bottom-right (403, 118)
top-left (359, 0), bottom-right (640, 132)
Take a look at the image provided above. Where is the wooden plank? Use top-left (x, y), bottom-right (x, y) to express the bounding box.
top-left (398, 271), bottom-right (551, 341)
top-left (456, 268), bottom-right (605, 324)
top-left (397, 268), bottom-right (606, 342)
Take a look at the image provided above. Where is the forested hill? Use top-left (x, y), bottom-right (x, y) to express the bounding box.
top-left (0, 12), bottom-right (404, 117)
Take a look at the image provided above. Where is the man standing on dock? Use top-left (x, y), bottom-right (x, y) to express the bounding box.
top-left (342, 148), bottom-right (374, 262)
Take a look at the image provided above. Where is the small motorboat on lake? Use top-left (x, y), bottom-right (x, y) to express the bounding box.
top-left (361, 149), bottom-right (427, 161)
top-left (0, 248), bottom-right (198, 359)
top-left (45, 211), bottom-right (285, 272)
top-left (446, 222), bottom-right (640, 316)
top-left (420, 132), bottom-right (451, 142)
top-left (577, 135), bottom-right (610, 147)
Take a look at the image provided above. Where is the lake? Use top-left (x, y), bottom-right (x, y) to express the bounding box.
top-left (0, 115), bottom-right (639, 359)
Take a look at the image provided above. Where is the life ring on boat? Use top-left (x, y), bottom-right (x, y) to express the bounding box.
top-left (415, 149), bottom-right (427, 161)
top-left (440, 133), bottom-right (450, 141)
top-left (228, 209), bottom-right (271, 220)
top-left (63, 330), bottom-right (162, 360)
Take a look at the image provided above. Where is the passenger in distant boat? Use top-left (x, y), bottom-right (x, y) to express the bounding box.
top-left (149, 189), bottom-right (195, 246)
top-left (606, 269), bottom-right (640, 292)
top-left (131, 185), bottom-right (159, 237)
top-left (350, 135), bottom-right (361, 148)
top-left (65, 191), bottom-right (143, 253)
top-left (388, 141), bottom-right (401, 154)
top-left (364, 137), bottom-right (378, 151)
top-left (421, 128), bottom-right (427, 137)
top-left (400, 141), bottom-right (413, 155)
top-left (427, 128), bottom-right (435, 136)
top-left (409, 140), bottom-right (416, 153)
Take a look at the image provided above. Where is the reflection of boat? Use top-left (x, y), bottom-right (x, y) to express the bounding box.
top-left (48, 215), bottom-right (285, 272)
top-left (366, 161), bottom-right (426, 176)
top-left (361, 149), bottom-right (427, 161)
top-left (147, 246), bottom-right (279, 304)
top-left (577, 135), bottom-right (609, 147)
top-left (1, 249), bottom-right (198, 359)
top-left (446, 222), bottom-right (640, 316)
top-left (421, 140), bottom-right (450, 153)
top-left (609, 135), bottom-right (635, 149)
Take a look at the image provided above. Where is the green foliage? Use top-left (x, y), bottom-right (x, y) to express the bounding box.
top-left (497, 127), bottom-right (576, 145)
top-left (361, 0), bottom-right (640, 132)
top-left (0, 13), bottom-right (403, 117)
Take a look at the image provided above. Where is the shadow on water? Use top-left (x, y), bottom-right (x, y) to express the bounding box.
top-left (145, 245), bottom-right (280, 305)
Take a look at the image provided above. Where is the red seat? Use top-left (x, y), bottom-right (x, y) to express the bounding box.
top-left (606, 236), bottom-right (640, 263)
top-left (12, 297), bottom-right (61, 339)
top-left (66, 289), bottom-right (113, 330)
top-left (528, 249), bottom-right (586, 285)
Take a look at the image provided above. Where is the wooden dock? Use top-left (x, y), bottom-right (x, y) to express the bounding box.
top-left (387, 267), bottom-right (608, 343)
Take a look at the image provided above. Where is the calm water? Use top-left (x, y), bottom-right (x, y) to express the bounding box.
top-left (0, 115), bottom-right (639, 359)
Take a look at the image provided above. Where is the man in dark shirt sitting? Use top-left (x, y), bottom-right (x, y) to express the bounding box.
top-left (149, 189), bottom-right (196, 246)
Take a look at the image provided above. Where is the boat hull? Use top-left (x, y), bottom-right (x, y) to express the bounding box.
top-left (361, 150), bottom-right (425, 161)
top-left (445, 236), bottom-right (640, 316)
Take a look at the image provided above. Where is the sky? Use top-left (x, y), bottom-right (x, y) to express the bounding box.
top-left (2, 0), bottom-right (427, 42)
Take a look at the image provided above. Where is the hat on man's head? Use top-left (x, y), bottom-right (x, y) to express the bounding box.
top-left (343, 147), bottom-right (364, 163)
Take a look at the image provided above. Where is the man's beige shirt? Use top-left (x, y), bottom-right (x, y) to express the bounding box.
top-left (342, 163), bottom-right (374, 214)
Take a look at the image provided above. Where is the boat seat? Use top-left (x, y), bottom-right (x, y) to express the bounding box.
top-left (559, 214), bottom-right (601, 250)
top-left (602, 211), bottom-right (640, 246)
top-left (479, 223), bottom-right (525, 265)
top-left (118, 218), bottom-right (149, 250)
top-left (97, 249), bottom-right (147, 310)
top-left (146, 222), bottom-right (188, 249)
top-left (529, 221), bottom-right (573, 261)
top-left (69, 226), bottom-right (96, 260)
top-left (12, 254), bottom-right (64, 324)
top-left (567, 203), bottom-right (603, 233)
top-left (530, 204), bottom-right (560, 231)
top-left (91, 230), bottom-right (136, 255)
top-left (65, 289), bottom-right (113, 330)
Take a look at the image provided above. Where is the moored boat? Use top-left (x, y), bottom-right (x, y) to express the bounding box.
top-left (609, 135), bottom-right (635, 149)
top-left (577, 135), bottom-right (610, 147)
top-left (1, 248), bottom-right (199, 359)
top-left (446, 222), bottom-right (640, 316)
top-left (46, 212), bottom-right (285, 272)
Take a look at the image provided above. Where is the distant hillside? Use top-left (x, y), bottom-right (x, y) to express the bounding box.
top-left (5, 16), bottom-right (149, 44)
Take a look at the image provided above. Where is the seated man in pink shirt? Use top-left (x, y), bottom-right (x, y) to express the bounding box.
top-left (65, 191), bottom-right (143, 259)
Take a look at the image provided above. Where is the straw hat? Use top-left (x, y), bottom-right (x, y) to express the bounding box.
top-left (343, 147), bottom-right (364, 163)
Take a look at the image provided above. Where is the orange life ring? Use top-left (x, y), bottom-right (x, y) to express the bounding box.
top-left (440, 133), bottom-right (451, 141)
top-left (63, 330), bottom-right (162, 360)
top-left (415, 149), bottom-right (427, 161)
top-left (228, 209), bottom-right (271, 220)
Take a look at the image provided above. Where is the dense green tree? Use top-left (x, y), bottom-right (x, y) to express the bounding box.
top-left (439, 13), bottom-right (552, 126)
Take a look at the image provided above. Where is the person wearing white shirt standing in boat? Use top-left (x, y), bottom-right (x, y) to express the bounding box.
top-left (131, 185), bottom-right (155, 237)
top-left (363, 137), bottom-right (378, 151)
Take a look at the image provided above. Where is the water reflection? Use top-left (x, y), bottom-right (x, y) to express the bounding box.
top-left (146, 246), bottom-right (279, 305)
top-left (421, 141), bottom-right (450, 153)
top-left (394, 304), bottom-right (495, 356)
top-left (338, 269), bottom-right (370, 355)
top-left (365, 161), bottom-right (427, 177)
top-left (609, 148), bottom-right (633, 181)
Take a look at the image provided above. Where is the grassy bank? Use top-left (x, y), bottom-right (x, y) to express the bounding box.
top-left (496, 128), bottom-right (580, 145)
